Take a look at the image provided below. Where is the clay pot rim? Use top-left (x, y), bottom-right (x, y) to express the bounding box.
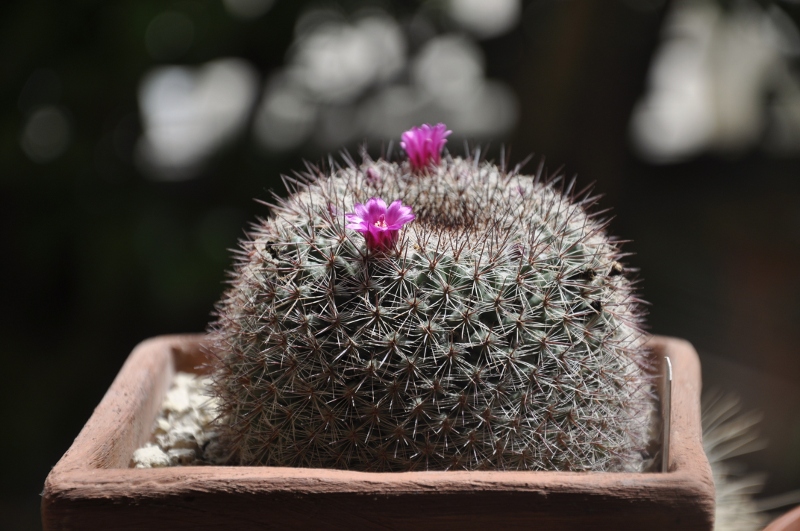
top-left (765, 505), bottom-right (800, 531)
top-left (44, 334), bottom-right (712, 485)
top-left (42, 334), bottom-right (716, 529)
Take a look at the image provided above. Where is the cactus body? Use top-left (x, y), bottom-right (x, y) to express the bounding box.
top-left (209, 155), bottom-right (656, 472)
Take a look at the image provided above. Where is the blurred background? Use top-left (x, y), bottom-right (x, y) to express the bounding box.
top-left (3, 0), bottom-right (800, 528)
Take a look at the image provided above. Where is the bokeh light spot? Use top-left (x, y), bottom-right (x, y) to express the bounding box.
top-left (20, 106), bottom-right (72, 163)
top-left (447, 0), bottom-right (521, 39)
top-left (253, 77), bottom-right (318, 152)
top-left (137, 58), bottom-right (258, 180)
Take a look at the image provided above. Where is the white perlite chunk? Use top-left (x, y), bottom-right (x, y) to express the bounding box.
top-left (131, 372), bottom-right (227, 468)
top-left (132, 445), bottom-right (171, 468)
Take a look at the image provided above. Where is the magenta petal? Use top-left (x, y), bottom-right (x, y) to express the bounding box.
top-left (385, 200), bottom-right (404, 221)
top-left (365, 197), bottom-right (387, 219)
top-left (393, 213), bottom-right (415, 228)
top-left (385, 201), bottom-right (414, 226)
top-left (353, 203), bottom-right (369, 219)
top-left (344, 210), bottom-right (366, 230)
top-left (346, 197), bottom-right (415, 252)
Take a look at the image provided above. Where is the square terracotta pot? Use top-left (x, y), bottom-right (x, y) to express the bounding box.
top-left (42, 334), bottom-right (715, 530)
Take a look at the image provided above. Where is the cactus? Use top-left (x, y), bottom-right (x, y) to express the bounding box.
top-left (702, 392), bottom-right (767, 531)
top-left (208, 124), bottom-right (657, 472)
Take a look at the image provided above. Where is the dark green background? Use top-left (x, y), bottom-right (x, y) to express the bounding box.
top-left (3, 1), bottom-right (799, 528)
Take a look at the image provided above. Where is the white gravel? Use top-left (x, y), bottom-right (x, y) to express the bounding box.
top-left (131, 372), bottom-right (227, 468)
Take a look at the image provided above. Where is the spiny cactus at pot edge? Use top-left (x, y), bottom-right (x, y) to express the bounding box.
top-left (208, 124), bottom-right (657, 472)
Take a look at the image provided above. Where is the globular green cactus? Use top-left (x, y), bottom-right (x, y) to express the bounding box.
top-left (208, 124), bottom-right (657, 472)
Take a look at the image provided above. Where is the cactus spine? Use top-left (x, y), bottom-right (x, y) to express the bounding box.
top-left (208, 128), bottom-right (656, 472)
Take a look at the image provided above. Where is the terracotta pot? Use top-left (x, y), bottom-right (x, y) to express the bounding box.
top-left (41, 335), bottom-right (715, 530)
top-left (765, 507), bottom-right (800, 531)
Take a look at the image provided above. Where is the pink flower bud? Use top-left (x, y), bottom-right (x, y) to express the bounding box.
top-left (400, 123), bottom-right (451, 171)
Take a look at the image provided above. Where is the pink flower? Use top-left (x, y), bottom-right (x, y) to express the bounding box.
top-left (345, 197), bottom-right (415, 252)
top-left (400, 123), bottom-right (451, 171)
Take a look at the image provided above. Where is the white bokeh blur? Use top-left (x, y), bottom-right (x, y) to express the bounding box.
top-left (631, 0), bottom-right (800, 163)
top-left (254, 8), bottom-right (518, 154)
top-left (253, 75), bottom-right (318, 153)
top-left (136, 2), bottom-right (522, 179)
top-left (361, 34), bottom-right (517, 139)
top-left (254, 9), bottom-right (409, 152)
top-left (287, 12), bottom-right (405, 104)
top-left (137, 58), bottom-right (259, 180)
top-left (446, 0), bottom-right (521, 39)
